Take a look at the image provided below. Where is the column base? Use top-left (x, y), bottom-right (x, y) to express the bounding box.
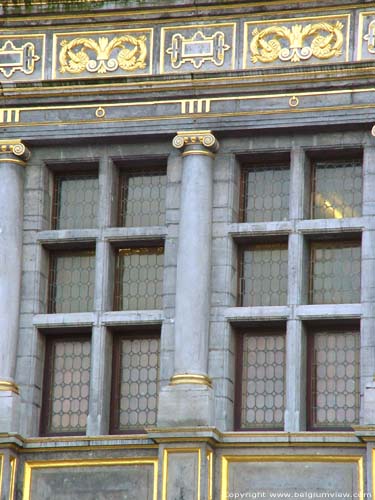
top-left (158, 383), bottom-right (215, 427)
top-left (0, 390), bottom-right (20, 433)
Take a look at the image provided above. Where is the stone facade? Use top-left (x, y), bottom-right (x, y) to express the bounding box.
top-left (1, 1), bottom-right (375, 499)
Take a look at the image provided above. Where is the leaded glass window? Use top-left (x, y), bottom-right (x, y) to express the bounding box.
top-left (111, 334), bottom-right (160, 433)
top-left (241, 165), bottom-right (290, 222)
top-left (311, 160), bottom-right (362, 219)
top-left (239, 243), bottom-right (288, 306)
top-left (308, 330), bottom-right (360, 429)
top-left (48, 251), bottom-right (96, 313)
top-left (41, 336), bottom-right (91, 436)
top-left (309, 241), bottom-right (361, 304)
top-left (118, 169), bottom-right (166, 227)
top-left (236, 332), bottom-right (285, 430)
top-left (114, 246), bottom-right (164, 311)
top-left (52, 173), bottom-right (99, 229)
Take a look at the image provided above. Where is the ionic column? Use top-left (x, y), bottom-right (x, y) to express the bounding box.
top-left (0, 140), bottom-right (30, 433)
top-left (158, 131), bottom-right (218, 427)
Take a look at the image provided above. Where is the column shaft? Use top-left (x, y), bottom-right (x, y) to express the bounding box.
top-left (157, 131), bottom-right (218, 427)
top-left (0, 140), bottom-right (30, 432)
top-left (174, 152), bottom-right (213, 375)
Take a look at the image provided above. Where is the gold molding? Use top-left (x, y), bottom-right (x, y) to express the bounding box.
top-left (207, 449), bottom-right (213, 500)
top-left (0, 380), bottom-right (20, 394)
top-left (9, 456), bottom-right (17, 500)
top-left (162, 448), bottom-right (201, 500)
top-left (23, 458), bottom-right (158, 500)
top-left (220, 455), bottom-right (364, 500)
top-left (5, 85), bottom-right (375, 127)
top-left (170, 374), bottom-right (213, 388)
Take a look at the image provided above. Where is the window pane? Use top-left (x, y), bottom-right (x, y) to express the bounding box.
top-left (119, 170), bottom-right (166, 227)
top-left (113, 336), bottom-right (160, 432)
top-left (44, 338), bottom-right (91, 435)
top-left (310, 242), bottom-right (361, 304)
top-left (53, 174), bottom-right (98, 229)
top-left (240, 244), bottom-right (288, 306)
top-left (49, 252), bottom-right (96, 313)
top-left (115, 247), bottom-right (164, 310)
top-left (311, 160), bottom-right (362, 219)
top-left (241, 165), bottom-right (289, 222)
top-left (310, 330), bottom-right (359, 429)
top-left (239, 333), bottom-right (285, 429)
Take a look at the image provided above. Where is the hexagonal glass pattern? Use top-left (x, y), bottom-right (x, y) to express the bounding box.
top-left (241, 165), bottom-right (290, 222)
top-left (114, 247), bottom-right (164, 310)
top-left (240, 243), bottom-right (288, 306)
top-left (53, 174), bottom-right (99, 229)
top-left (309, 242), bottom-right (361, 304)
top-left (311, 160), bottom-right (362, 219)
top-left (239, 333), bottom-right (285, 430)
top-left (111, 335), bottom-right (160, 432)
top-left (119, 169), bottom-right (166, 227)
top-left (309, 330), bottom-right (359, 429)
top-left (48, 251), bottom-right (96, 313)
top-left (42, 337), bottom-right (91, 435)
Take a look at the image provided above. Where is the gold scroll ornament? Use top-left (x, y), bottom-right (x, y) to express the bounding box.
top-left (59, 35), bottom-right (147, 74)
top-left (250, 21), bottom-right (344, 64)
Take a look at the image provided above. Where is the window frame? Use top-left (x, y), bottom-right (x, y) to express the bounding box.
top-left (308, 239), bottom-right (361, 305)
top-left (237, 239), bottom-right (289, 307)
top-left (234, 327), bottom-right (286, 432)
top-left (306, 325), bottom-right (360, 431)
top-left (309, 156), bottom-right (363, 220)
top-left (117, 165), bottom-right (167, 228)
top-left (40, 332), bottom-right (91, 437)
top-left (113, 242), bottom-right (164, 311)
top-left (109, 330), bottom-right (160, 435)
top-left (47, 248), bottom-right (96, 314)
top-left (239, 161), bottom-right (290, 224)
top-left (51, 171), bottom-right (99, 230)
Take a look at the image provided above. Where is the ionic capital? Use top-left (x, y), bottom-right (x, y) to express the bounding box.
top-left (0, 140), bottom-right (31, 166)
top-left (173, 130), bottom-right (219, 158)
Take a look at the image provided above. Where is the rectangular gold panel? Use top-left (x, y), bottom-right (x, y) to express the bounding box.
top-left (243, 14), bottom-right (350, 70)
top-left (52, 28), bottom-right (153, 79)
top-left (9, 457), bottom-right (16, 500)
top-left (162, 448), bottom-right (201, 500)
top-left (160, 23), bottom-right (236, 74)
top-left (23, 458), bottom-right (158, 500)
top-left (221, 455), bottom-right (363, 500)
top-left (357, 12), bottom-right (375, 61)
top-left (0, 34), bottom-right (45, 82)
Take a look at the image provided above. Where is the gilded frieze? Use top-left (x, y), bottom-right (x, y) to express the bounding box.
top-left (161, 24), bottom-right (235, 74)
top-left (358, 13), bottom-right (375, 61)
top-left (244, 15), bottom-right (350, 69)
top-left (0, 35), bottom-right (45, 82)
top-left (53, 29), bottom-right (153, 79)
